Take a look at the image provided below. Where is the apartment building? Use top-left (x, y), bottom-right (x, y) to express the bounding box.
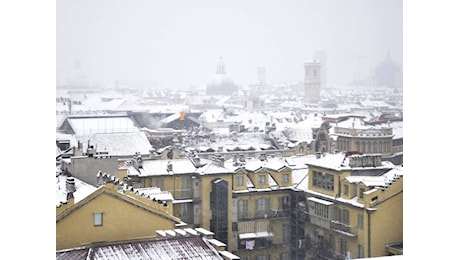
top-left (304, 152), bottom-right (403, 259)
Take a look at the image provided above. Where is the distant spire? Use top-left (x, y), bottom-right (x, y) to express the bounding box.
top-left (216, 57), bottom-right (226, 74)
top-left (385, 49), bottom-right (392, 62)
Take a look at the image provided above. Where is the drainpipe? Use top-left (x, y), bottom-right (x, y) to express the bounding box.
top-left (367, 209), bottom-right (371, 257)
top-left (366, 208), bottom-right (376, 258)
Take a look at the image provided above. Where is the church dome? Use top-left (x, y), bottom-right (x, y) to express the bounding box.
top-left (206, 57), bottom-right (238, 95)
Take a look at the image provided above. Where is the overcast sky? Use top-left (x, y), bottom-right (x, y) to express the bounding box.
top-left (56, 0), bottom-right (402, 89)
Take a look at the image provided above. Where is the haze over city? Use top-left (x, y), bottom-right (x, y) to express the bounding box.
top-left (56, 0), bottom-right (402, 89)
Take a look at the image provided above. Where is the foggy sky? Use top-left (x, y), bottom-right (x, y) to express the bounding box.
top-left (56, 0), bottom-right (402, 89)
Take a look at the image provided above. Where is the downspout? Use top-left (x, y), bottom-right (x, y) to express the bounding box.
top-left (367, 209), bottom-right (371, 257)
top-left (366, 208), bottom-right (376, 258)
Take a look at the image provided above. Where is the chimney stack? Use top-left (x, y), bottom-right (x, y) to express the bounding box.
top-left (66, 177), bottom-right (76, 193)
top-left (167, 161), bottom-right (173, 172)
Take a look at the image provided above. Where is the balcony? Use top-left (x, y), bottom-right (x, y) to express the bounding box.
top-left (330, 221), bottom-right (357, 237)
top-left (173, 189), bottom-right (192, 199)
top-left (252, 208), bottom-right (291, 219)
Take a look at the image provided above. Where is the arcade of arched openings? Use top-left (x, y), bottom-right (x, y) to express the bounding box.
top-left (336, 137), bottom-right (393, 155)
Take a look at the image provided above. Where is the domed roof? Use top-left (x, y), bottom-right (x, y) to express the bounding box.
top-left (206, 57), bottom-right (237, 95)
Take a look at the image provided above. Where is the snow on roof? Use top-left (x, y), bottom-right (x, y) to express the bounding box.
top-left (56, 174), bottom-right (98, 206)
top-left (306, 152), bottom-right (348, 171)
top-left (56, 236), bottom-right (224, 259)
top-left (127, 158), bottom-right (232, 177)
top-left (268, 174), bottom-right (279, 188)
top-left (133, 187), bottom-right (174, 201)
top-left (344, 176), bottom-right (388, 187)
top-left (281, 115), bottom-right (323, 143)
top-left (189, 132), bottom-right (273, 153)
top-left (76, 131), bottom-right (152, 156)
top-left (243, 160), bottom-right (263, 172)
top-left (292, 169), bottom-right (309, 191)
top-left (66, 116), bottom-right (138, 135)
top-left (360, 100), bottom-right (394, 108)
top-left (308, 197), bottom-right (334, 206)
top-left (264, 157), bottom-right (287, 171)
top-left (160, 113), bottom-right (180, 124)
top-left (307, 152), bottom-right (395, 172)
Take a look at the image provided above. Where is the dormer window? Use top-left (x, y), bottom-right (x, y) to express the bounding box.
top-left (236, 176), bottom-right (244, 186)
top-left (359, 188), bottom-right (365, 199)
top-left (343, 184), bottom-right (349, 196)
top-left (258, 175), bottom-right (266, 185)
top-left (312, 171), bottom-right (334, 191)
top-left (282, 173), bottom-right (289, 184)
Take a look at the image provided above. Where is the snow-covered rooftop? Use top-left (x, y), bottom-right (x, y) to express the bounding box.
top-left (126, 158), bottom-right (233, 177)
top-left (71, 116), bottom-right (137, 134)
top-left (76, 131), bottom-right (152, 156)
top-left (56, 174), bottom-right (98, 206)
top-left (55, 235), bottom-right (224, 259)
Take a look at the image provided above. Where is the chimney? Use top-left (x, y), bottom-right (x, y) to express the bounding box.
top-left (66, 177), bottom-right (76, 193)
top-left (315, 152), bottom-right (321, 159)
top-left (87, 140), bottom-right (95, 157)
top-left (212, 155), bottom-right (224, 167)
top-left (66, 191), bottom-right (74, 205)
top-left (194, 155), bottom-right (201, 166)
top-left (136, 155), bottom-right (143, 169)
top-left (167, 161), bottom-right (173, 172)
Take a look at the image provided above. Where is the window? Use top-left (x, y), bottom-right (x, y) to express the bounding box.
top-left (371, 196), bottom-right (378, 203)
top-left (343, 184), bottom-right (349, 196)
top-left (339, 238), bottom-right (347, 255)
top-left (255, 198), bottom-right (270, 217)
top-left (342, 209), bottom-right (349, 225)
top-left (282, 224), bottom-right (289, 243)
top-left (312, 171), bottom-right (334, 191)
top-left (309, 201), bottom-right (329, 219)
top-left (359, 188), bottom-right (365, 199)
top-left (238, 199), bottom-right (249, 220)
top-left (282, 173), bottom-right (289, 184)
top-left (258, 175), bottom-right (266, 185)
top-left (357, 213), bottom-right (363, 229)
top-left (280, 252), bottom-right (289, 260)
top-left (336, 208), bottom-right (349, 225)
top-left (156, 178), bottom-right (164, 190)
top-left (358, 244), bottom-right (364, 258)
top-left (278, 196), bottom-right (289, 210)
top-left (236, 176), bottom-right (244, 186)
top-left (94, 212), bottom-right (103, 226)
top-left (256, 255), bottom-right (268, 260)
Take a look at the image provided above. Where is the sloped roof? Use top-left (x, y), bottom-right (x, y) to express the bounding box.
top-left (56, 174), bottom-right (98, 207)
top-left (56, 184), bottom-right (181, 224)
top-left (76, 131), bottom-right (152, 156)
top-left (56, 236), bottom-right (224, 259)
top-left (59, 115), bottom-right (138, 135)
top-left (126, 158), bottom-right (233, 177)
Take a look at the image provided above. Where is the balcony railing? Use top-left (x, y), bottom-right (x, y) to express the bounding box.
top-left (173, 189), bottom-right (192, 199)
top-left (253, 209), bottom-right (291, 219)
top-left (330, 221), bottom-right (357, 237)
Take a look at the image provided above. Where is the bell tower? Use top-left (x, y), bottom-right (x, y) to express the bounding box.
top-left (304, 60), bottom-right (321, 103)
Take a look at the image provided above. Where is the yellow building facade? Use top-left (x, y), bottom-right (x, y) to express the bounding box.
top-left (56, 181), bottom-right (182, 251)
top-left (304, 152), bottom-right (403, 259)
top-left (231, 165), bottom-right (294, 260)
